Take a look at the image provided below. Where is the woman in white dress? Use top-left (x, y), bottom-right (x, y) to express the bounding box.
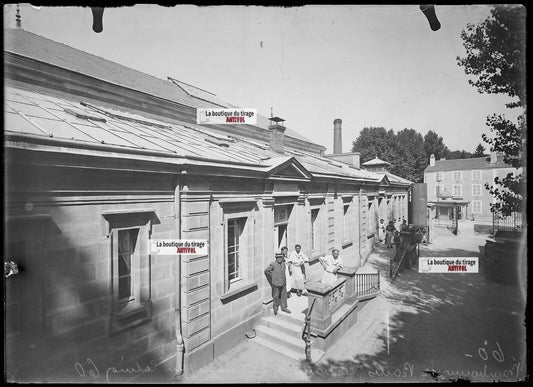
top-left (288, 244), bottom-right (309, 296)
top-left (319, 249), bottom-right (343, 285)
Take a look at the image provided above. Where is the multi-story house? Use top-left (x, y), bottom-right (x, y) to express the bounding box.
top-left (424, 153), bottom-right (517, 220)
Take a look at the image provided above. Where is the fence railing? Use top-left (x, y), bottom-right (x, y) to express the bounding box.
top-left (302, 298), bottom-right (317, 362)
top-left (493, 211), bottom-right (523, 234)
top-left (354, 272), bottom-right (380, 300)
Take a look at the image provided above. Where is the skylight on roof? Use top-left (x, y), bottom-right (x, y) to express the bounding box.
top-left (64, 108), bottom-right (106, 123)
top-left (80, 102), bottom-right (171, 129)
top-left (204, 137), bottom-right (230, 148)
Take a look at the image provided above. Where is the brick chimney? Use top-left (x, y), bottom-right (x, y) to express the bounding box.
top-left (490, 151), bottom-right (498, 164)
top-left (430, 154), bottom-right (435, 166)
top-left (268, 116), bottom-right (286, 154)
top-left (333, 119), bottom-right (342, 154)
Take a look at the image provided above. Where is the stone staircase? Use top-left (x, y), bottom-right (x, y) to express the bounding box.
top-left (253, 297), bottom-right (325, 363)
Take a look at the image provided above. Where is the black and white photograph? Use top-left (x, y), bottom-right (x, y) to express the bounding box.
top-left (3, 4), bottom-right (527, 383)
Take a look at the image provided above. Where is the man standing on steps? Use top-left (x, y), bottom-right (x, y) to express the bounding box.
top-left (264, 253), bottom-right (292, 315)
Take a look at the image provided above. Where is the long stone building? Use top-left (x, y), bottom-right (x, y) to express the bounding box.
top-left (4, 28), bottom-right (412, 381)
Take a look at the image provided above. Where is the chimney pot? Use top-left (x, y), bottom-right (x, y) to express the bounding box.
top-left (333, 119), bottom-right (342, 154)
top-left (269, 124), bottom-right (286, 154)
top-left (353, 153), bottom-right (360, 169)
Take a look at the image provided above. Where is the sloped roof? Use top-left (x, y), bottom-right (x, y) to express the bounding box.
top-left (3, 28), bottom-right (313, 145)
top-left (424, 156), bottom-right (512, 172)
top-left (374, 172), bottom-right (412, 186)
top-left (362, 157), bottom-right (391, 166)
top-left (4, 84), bottom-right (379, 183)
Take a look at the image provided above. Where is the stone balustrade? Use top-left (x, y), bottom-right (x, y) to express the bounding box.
top-left (305, 277), bottom-right (358, 351)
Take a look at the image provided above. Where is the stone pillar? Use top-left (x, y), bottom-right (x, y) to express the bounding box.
top-left (337, 266), bottom-right (357, 301)
top-left (306, 279), bottom-right (346, 332)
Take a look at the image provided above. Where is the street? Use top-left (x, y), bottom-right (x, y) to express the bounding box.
top-left (137, 221), bottom-right (527, 383)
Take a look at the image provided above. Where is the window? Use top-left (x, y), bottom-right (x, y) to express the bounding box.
top-left (472, 170), bottom-right (482, 180)
top-left (436, 185), bottom-right (444, 196)
top-left (453, 171), bottom-right (462, 181)
top-left (367, 199), bottom-right (376, 236)
top-left (220, 201), bottom-right (256, 294)
top-left (104, 210), bottom-right (153, 333)
top-left (472, 184), bottom-right (482, 197)
top-left (274, 205), bottom-right (291, 252)
top-left (227, 218), bottom-right (246, 285)
top-left (311, 208), bottom-right (319, 251)
top-left (343, 203), bottom-right (352, 243)
top-left (111, 224), bottom-right (150, 323)
top-left (453, 184), bottom-right (462, 197)
top-left (436, 172), bottom-right (443, 181)
top-left (472, 200), bottom-right (482, 214)
top-left (117, 228), bottom-right (138, 303)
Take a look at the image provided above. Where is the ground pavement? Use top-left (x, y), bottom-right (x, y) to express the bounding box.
top-left (134, 221), bottom-right (527, 383)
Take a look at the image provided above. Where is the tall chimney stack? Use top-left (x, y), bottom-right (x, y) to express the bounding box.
top-left (333, 119), bottom-right (342, 154)
top-left (15, 4), bottom-right (22, 28)
top-left (268, 116), bottom-right (286, 154)
top-left (430, 154), bottom-right (435, 166)
top-left (490, 151), bottom-right (497, 164)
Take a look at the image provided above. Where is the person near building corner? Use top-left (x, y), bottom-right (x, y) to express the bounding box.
top-left (319, 248), bottom-right (343, 285)
top-left (378, 218), bottom-right (386, 242)
top-left (281, 246), bottom-right (292, 298)
top-left (385, 221), bottom-right (395, 248)
top-left (288, 244), bottom-right (309, 296)
top-left (264, 253), bottom-right (291, 315)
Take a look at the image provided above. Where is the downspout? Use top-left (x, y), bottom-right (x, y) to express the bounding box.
top-left (174, 174), bottom-right (184, 375)
top-left (358, 187), bottom-right (364, 266)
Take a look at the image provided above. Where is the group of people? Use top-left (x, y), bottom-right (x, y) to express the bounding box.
top-left (264, 245), bottom-right (343, 316)
top-left (379, 218), bottom-right (408, 248)
top-left (379, 218), bottom-right (429, 247)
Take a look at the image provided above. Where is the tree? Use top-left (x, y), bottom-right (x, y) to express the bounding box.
top-left (457, 5), bottom-right (526, 214)
top-left (473, 143), bottom-right (486, 157)
top-left (423, 130), bottom-right (449, 162)
top-left (447, 150), bottom-right (473, 160)
top-left (457, 5), bottom-right (526, 109)
top-left (351, 127), bottom-right (396, 166)
top-left (352, 127), bottom-right (426, 183)
top-left (391, 129), bottom-right (426, 182)
top-left (481, 115), bottom-right (524, 213)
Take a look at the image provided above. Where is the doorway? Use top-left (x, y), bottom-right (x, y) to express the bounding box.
top-left (275, 223), bottom-right (288, 253)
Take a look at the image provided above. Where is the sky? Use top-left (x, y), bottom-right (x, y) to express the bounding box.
top-left (3, 4), bottom-right (523, 155)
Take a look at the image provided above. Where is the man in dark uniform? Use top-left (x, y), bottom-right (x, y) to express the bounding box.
top-left (264, 253), bottom-right (291, 315)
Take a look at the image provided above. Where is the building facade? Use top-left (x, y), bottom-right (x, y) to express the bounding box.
top-left (4, 28), bottom-right (411, 381)
top-left (424, 153), bottom-right (517, 220)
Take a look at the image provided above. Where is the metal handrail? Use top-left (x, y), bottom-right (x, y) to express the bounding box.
top-left (302, 298), bottom-right (317, 362)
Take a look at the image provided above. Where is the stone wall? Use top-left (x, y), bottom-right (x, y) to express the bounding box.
top-left (5, 157), bottom-right (178, 383)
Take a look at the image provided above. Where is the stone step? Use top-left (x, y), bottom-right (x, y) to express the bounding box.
top-left (261, 315), bottom-right (302, 337)
top-left (255, 324), bottom-right (306, 353)
top-left (252, 336), bottom-right (325, 364)
top-left (268, 308), bottom-right (306, 325)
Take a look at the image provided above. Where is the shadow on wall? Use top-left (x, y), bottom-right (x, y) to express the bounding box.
top-left (5, 206), bottom-right (178, 383)
top-left (299, 244), bottom-right (526, 382)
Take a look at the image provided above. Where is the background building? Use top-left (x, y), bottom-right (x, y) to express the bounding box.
top-left (424, 153), bottom-right (517, 220)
